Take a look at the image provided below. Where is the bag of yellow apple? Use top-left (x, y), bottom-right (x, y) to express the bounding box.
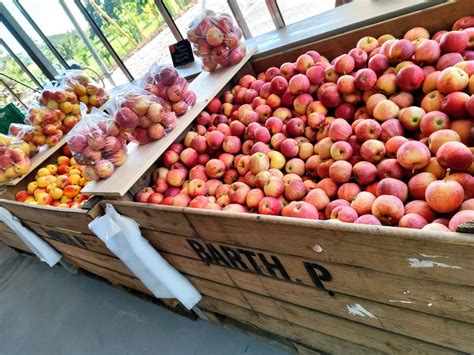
top-left (66, 107), bottom-right (127, 181)
top-left (137, 64), bottom-right (196, 116)
top-left (106, 83), bottom-right (177, 145)
top-left (0, 134), bottom-right (30, 184)
top-left (8, 123), bottom-right (37, 157)
top-left (61, 69), bottom-right (109, 112)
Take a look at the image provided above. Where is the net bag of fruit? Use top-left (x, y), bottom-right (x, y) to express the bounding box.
top-left (187, 9), bottom-right (246, 72)
top-left (66, 107), bottom-right (127, 181)
top-left (0, 134), bottom-right (31, 184)
top-left (8, 124), bottom-right (37, 157)
top-left (106, 84), bottom-right (178, 145)
top-left (138, 64), bottom-right (196, 116)
top-left (61, 69), bottom-right (109, 112)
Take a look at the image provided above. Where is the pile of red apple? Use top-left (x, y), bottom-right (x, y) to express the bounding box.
top-left (136, 16), bottom-right (474, 233)
top-left (63, 71), bottom-right (109, 113)
top-left (67, 109), bottom-right (128, 180)
top-left (142, 65), bottom-right (196, 116)
top-left (187, 11), bottom-right (246, 72)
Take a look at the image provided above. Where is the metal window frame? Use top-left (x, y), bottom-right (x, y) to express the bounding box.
top-left (0, 39), bottom-right (42, 88)
top-left (265, 0), bottom-right (285, 29)
top-left (154, 0), bottom-right (184, 41)
top-left (0, 3), bottom-right (58, 81)
top-left (58, 0), bottom-right (116, 87)
top-left (73, 0), bottom-right (134, 82)
top-left (13, 0), bottom-right (70, 70)
top-left (226, 0), bottom-right (253, 39)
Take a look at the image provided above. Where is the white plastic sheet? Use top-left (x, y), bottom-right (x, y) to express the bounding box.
top-left (89, 204), bottom-right (201, 310)
top-left (0, 207), bottom-right (61, 267)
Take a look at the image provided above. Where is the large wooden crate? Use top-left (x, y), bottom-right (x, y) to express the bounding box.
top-left (1, 1), bottom-right (473, 353)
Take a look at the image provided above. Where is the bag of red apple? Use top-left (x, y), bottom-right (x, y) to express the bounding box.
top-left (137, 64), bottom-right (196, 116)
top-left (106, 83), bottom-right (178, 145)
top-left (8, 124), bottom-right (37, 158)
top-left (186, 8), bottom-right (246, 72)
top-left (66, 107), bottom-right (128, 181)
top-left (0, 134), bottom-right (31, 184)
top-left (37, 81), bottom-right (78, 111)
top-left (60, 69), bottom-right (109, 112)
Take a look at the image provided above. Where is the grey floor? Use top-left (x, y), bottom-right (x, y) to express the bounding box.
top-left (0, 242), bottom-right (290, 355)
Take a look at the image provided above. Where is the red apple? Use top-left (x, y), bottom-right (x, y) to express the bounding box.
top-left (372, 195), bottom-right (405, 225)
top-left (425, 179), bottom-right (464, 213)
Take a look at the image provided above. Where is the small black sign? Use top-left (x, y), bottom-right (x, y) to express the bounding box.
top-left (169, 39), bottom-right (194, 67)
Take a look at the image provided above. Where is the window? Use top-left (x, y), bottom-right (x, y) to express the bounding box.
top-left (80, 0), bottom-right (178, 80)
top-left (235, 0), bottom-right (276, 37)
top-left (277, 0), bottom-right (338, 26)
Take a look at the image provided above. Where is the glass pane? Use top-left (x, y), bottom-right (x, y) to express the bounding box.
top-left (170, 0), bottom-right (239, 39)
top-left (278, 0), bottom-right (337, 26)
top-left (236, 0), bottom-right (275, 37)
top-left (1, 0), bottom-right (64, 74)
top-left (17, 0), bottom-right (127, 88)
top-left (80, 0), bottom-right (177, 79)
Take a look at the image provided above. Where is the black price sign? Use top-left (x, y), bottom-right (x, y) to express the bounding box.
top-left (169, 39), bottom-right (194, 67)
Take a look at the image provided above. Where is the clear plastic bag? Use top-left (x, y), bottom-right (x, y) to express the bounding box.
top-left (66, 107), bottom-right (127, 181)
top-left (107, 84), bottom-right (177, 145)
top-left (89, 204), bottom-right (201, 310)
top-left (139, 64), bottom-right (196, 116)
top-left (61, 69), bottom-right (109, 112)
top-left (8, 124), bottom-right (37, 157)
top-left (0, 134), bottom-right (31, 184)
top-left (187, 10), bottom-right (246, 72)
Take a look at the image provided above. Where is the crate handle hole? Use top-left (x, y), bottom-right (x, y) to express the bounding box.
top-left (312, 244), bottom-right (323, 253)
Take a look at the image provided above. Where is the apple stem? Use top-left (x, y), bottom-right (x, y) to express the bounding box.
top-left (444, 168), bottom-right (451, 182)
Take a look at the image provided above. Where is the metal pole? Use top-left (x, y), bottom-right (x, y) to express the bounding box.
top-left (154, 0), bottom-right (184, 41)
top-left (265, 0), bottom-right (285, 29)
top-left (0, 78), bottom-right (28, 110)
top-left (13, 0), bottom-right (70, 69)
top-left (58, 0), bottom-right (115, 87)
top-left (73, 0), bottom-right (134, 82)
top-left (0, 39), bottom-right (42, 88)
top-left (0, 4), bottom-right (58, 80)
top-left (226, 0), bottom-right (253, 39)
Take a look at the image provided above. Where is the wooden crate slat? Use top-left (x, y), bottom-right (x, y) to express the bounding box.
top-left (82, 47), bottom-right (257, 197)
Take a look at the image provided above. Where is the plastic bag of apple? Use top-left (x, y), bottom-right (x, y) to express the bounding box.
top-left (62, 69), bottom-right (109, 112)
top-left (8, 124), bottom-right (37, 157)
top-left (14, 145), bottom-right (89, 208)
top-left (187, 10), bottom-right (246, 72)
top-left (0, 134), bottom-right (30, 184)
top-left (135, 17), bottom-right (474, 233)
top-left (139, 64), bottom-right (196, 116)
top-left (107, 85), bottom-right (178, 145)
top-left (66, 108), bottom-right (128, 181)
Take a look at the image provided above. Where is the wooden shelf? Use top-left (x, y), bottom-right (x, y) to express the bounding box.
top-left (82, 47), bottom-right (257, 197)
top-left (3, 137), bottom-right (67, 186)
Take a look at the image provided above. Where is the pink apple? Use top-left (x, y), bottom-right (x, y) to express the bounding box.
top-left (372, 195), bottom-right (405, 225)
top-left (396, 141), bottom-right (430, 171)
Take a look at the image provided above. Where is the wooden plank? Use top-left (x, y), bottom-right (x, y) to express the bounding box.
top-left (141, 230), bottom-right (474, 325)
top-left (107, 202), bottom-right (474, 287)
top-left (0, 200), bottom-right (94, 234)
top-left (252, 0), bottom-right (471, 72)
top-left (82, 47), bottom-right (257, 197)
top-left (43, 232), bottom-right (472, 352)
top-left (191, 276), bottom-right (461, 355)
top-left (0, 230), bottom-right (30, 253)
top-left (199, 296), bottom-right (381, 355)
top-left (3, 137), bottom-right (67, 187)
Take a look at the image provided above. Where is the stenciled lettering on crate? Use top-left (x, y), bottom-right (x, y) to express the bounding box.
top-left (187, 239), bottom-right (333, 293)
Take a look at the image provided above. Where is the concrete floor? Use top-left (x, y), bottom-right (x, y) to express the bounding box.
top-left (0, 242), bottom-right (290, 355)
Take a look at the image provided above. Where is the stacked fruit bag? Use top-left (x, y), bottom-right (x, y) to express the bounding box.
top-left (187, 10), bottom-right (246, 72)
top-left (62, 70), bottom-right (109, 112)
top-left (0, 134), bottom-right (30, 184)
top-left (140, 65), bottom-right (196, 117)
top-left (136, 16), bottom-right (474, 233)
top-left (107, 85), bottom-right (179, 145)
top-left (67, 108), bottom-right (127, 181)
top-left (14, 145), bottom-right (89, 208)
